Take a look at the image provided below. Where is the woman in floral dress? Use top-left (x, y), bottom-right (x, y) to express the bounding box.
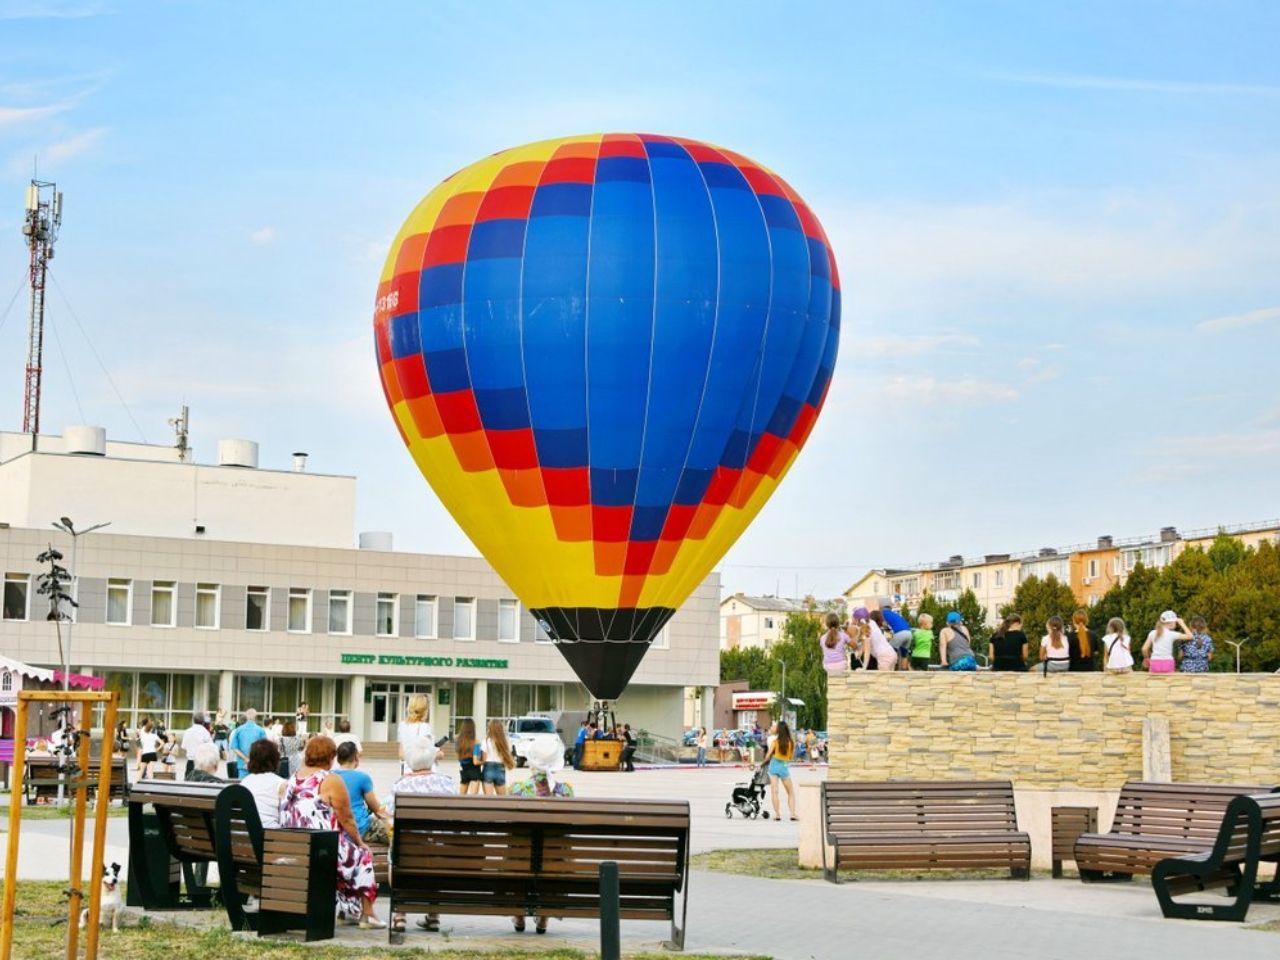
top-left (282, 736), bottom-right (383, 928)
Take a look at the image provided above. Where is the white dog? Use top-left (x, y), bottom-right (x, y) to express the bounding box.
top-left (79, 862), bottom-right (123, 933)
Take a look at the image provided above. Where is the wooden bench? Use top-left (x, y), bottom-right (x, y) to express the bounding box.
top-left (820, 781), bottom-right (1031, 883)
top-left (127, 778), bottom-right (225, 908)
top-left (1074, 781), bottom-right (1274, 881)
top-left (389, 795), bottom-right (690, 948)
top-left (1152, 792), bottom-right (1280, 921)
top-left (214, 783), bottom-right (339, 940)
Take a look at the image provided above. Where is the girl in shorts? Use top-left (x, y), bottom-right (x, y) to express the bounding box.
top-left (478, 719), bottom-right (516, 795)
top-left (455, 719), bottom-right (482, 795)
top-left (763, 721), bottom-right (797, 821)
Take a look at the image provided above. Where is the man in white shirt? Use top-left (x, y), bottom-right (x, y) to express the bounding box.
top-left (331, 718), bottom-right (362, 756)
top-left (180, 712), bottom-right (213, 777)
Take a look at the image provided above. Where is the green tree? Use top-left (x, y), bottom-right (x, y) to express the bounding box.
top-left (999, 574), bottom-right (1079, 662)
top-left (767, 612), bottom-right (826, 729)
top-left (1207, 530), bottom-right (1249, 574)
top-left (719, 646), bottom-right (772, 688)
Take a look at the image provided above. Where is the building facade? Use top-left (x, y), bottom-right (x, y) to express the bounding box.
top-left (0, 430), bottom-right (719, 742)
top-left (718, 594), bottom-right (803, 651)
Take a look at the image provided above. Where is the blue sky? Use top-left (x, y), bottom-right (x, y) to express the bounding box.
top-left (1, 1), bottom-right (1277, 600)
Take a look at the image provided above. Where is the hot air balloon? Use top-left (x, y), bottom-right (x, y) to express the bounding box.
top-left (373, 133), bottom-right (840, 701)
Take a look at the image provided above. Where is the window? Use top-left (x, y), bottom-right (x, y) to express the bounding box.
top-left (764, 617), bottom-right (774, 629)
top-left (534, 618), bottom-right (552, 643)
top-left (972, 572), bottom-right (982, 589)
top-left (1112, 557), bottom-right (1122, 576)
top-left (498, 598), bottom-right (519, 642)
top-left (327, 589), bottom-right (351, 634)
top-left (652, 625), bottom-right (669, 650)
top-left (195, 583), bottom-right (220, 629)
top-left (149, 581), bottom-right (176, 627)
top-left (3, 573), bottom-right (30, 621)
top-left (106, 578), bottom-right (132, 625)
top-left (414, 595), bottom-right (436, 639)
top-left (1088, 559), bottom-right (1098, 579)
top-left (376, 592), bottom-right (398, 637)
top-left (0, 671), bottom-right (12, 693)
top-left (287, 588), bottom-right (311, 633)
top-left (994, 569), bottom-right (1004, 588)
top-left (453, 597), bottom-right (475, 640)
top-left (246, 586), bottom-right (269, 631)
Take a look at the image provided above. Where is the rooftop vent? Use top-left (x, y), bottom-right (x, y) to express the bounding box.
top-left (1160, 526), bottom-right (1178, 543)
top-left (358, 531), bottom-right (393, 552)
top-left (984, 553), bottom-right (1011, 563)
top-left (64, 425), bottom-right (106, 456)
top-left (216, 439), bottom-right (259, 469)
top-left (1097, 535), bottom-right (1114, 549)
top-left (292, 451), bottom-right (308, 473)
top-left (1038, 547), bottom-right (1058, 557)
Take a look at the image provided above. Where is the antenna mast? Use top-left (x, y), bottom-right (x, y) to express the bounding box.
top-left (21, 179), bottom-right (62, 439)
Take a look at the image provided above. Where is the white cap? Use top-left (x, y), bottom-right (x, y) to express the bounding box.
top-left (1160, 610), bottom-right (1177, 624)
top-left (524, 737), bottom-right (565, 774)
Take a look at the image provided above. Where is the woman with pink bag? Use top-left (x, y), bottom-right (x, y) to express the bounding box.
top-left (1142, 610), bottom-right (1189, 674)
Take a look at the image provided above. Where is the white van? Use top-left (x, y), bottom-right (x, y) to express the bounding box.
top-left (505, 715), bottom-right (564, 767)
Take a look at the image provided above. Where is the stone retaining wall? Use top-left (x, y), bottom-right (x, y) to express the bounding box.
top-left (826, 672), bottom-right (1280, 789)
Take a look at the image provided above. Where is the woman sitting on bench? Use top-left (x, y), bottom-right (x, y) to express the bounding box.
top-left (281, 735), bottom-right (384, 929)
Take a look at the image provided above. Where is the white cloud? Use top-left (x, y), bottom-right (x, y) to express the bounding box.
top-left (45, 126), bottom-right (106, 162)
top-left (0, 1), bottom-right (110, 19)
top-left (855, 332), bottom-right (978, 357)
top-left (880, 375), bottom-right (1019, 406)
top-left (987, 71), bottom-right (1280, 98)
top-left (249, 226), bottom-right (276, 246)
top-left (1196, 305), bottom-right (1280, 333)
top-left (0, 103), bottom-right (67, 127)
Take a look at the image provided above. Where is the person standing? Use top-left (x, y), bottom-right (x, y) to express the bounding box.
top-left (695, 727), bottom-right (708, 767)
top-left (136, 720), bottom-right (161, 779)
top-left (1102, 617), bottom-right (1134, 673)
top-left (1040, 617), bottom-right (1071, 673)
top-left (455, 718), bottom-right (482, 795)
top-left (939, 612), bottom-right (977, 671)
top-left (397, 694), bottom-right (433, 773)
top-left (228, 708), bottom-right (267, 778)
top-left (879, 606), bottom-right (915, 669)
top-left (1178, 616), bottom-right (1215, 673)
top-left (212, 709), bottom-right (230, 759)
top-left (572, 721), bottom-right (588, 770)
top-left (478, 719), bottom-right (516, 795)
top-left (1069, 610), bottom-right (1098, 671)
top-left (295, 701), bottom-right (311, 736)
top-left (989, 615), bottom-right (1028, 671)
top-left (763, 721), bottom-right (797, 821)
top-left (909, 614), bottom-right (935, 670)
top-left (818, 612), bottom-right (851, 677)
top-left (854, 607), bottom-right (897, 671)
top-left (621, 723), bottom-right (637, 772)
top-left (180, 712), bottom-right (213, 778)
top-left (1143, 610), bottom-right (1189, 674)
top-left (279, 720), bottom-right (304, 777)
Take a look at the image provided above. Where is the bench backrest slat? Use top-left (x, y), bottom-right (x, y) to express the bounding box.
top-left (1107, 782), bottom-right (1274, 840)
top-left (823, 780), bottom-right (1020, 837)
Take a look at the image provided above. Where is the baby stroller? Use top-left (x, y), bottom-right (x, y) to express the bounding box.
top-left (724, 764), bottom-right (771, 819)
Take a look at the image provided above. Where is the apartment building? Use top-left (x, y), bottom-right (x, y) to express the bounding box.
top-left (718, 594), bottom-right (803, 651)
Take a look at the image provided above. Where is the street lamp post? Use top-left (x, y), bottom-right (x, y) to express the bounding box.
top-left (51, 517), bottom-right (110, 692)
top-left (1225, 637), bottom-right (1249, 675)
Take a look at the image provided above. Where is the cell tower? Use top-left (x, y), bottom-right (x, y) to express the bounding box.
top-left (21, 179), bottom-right (62, 438)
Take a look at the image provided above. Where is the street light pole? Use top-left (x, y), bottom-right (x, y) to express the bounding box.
top-left (1225, 637), bottom-right (1249, 675)
top-left (51, 518), bottom-right (110, 691)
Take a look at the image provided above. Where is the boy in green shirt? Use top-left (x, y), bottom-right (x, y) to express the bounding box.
top-left (910, 613), bottom-right (935, 670)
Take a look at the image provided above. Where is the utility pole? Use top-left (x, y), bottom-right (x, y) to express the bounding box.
top-left (21, 179), bottom-right (62, 442)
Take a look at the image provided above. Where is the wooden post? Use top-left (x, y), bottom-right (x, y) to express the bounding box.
top-left (0, 696), bottom-right (28, 960)
top-left (65, 705), bottom-right (91, 960)
top-left (83, 694), bottom-right (118, 960)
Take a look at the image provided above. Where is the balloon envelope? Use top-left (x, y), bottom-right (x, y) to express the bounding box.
top-left (374, 133), bottom-right (840, 699)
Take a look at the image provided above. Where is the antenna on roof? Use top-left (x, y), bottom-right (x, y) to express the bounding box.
top-left (168, 405), bottom-right (189, 462)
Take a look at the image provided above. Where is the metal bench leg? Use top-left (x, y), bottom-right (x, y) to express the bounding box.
top-left (663, 872), bottom-right (689, 951)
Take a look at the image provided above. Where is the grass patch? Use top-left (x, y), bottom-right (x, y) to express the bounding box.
top-left (0, 881), bottom-right (766, 958)
top-left (692, 848), bottom-right (1046, 882)
top-left (4, 802), bottom-right (130, 821)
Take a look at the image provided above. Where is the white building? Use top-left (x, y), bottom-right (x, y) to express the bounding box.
top-left (0, 428), bottom-right (719, 742)
top-left (719, 594), bottom-right (804, 651)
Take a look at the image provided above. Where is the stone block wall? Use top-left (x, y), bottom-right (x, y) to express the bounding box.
top-left (826, 672), bottom-right (1280, 789)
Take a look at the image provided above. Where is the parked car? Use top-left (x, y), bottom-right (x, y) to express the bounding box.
top-left (505, 715), bottom-right (565, 767)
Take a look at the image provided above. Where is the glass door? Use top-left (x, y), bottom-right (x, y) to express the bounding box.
top-left (370, 688), bottom-right (390, 742)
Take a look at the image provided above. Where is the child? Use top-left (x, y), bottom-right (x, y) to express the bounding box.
top-left (1178, 616), bottom-right (1214, 673)
top-left (910, 614), bottom-right (935, 670)
top-left (1102, 617), bottom-right (1134, 673)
